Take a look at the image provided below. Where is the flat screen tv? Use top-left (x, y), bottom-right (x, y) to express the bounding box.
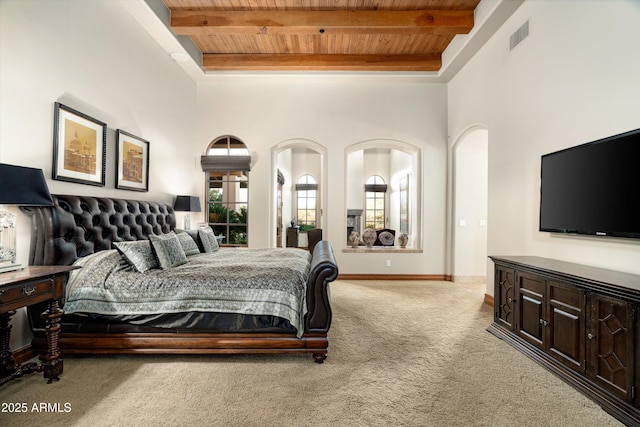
top-left (539, 128), bottom-right (640, 240)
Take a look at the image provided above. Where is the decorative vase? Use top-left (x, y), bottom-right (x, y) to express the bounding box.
top-left (362, 228), bottom-right (377, 248)
top-left (398, 233), bottom-right (409, 248)
top-left (378, 231), bottom-right (394, 246)
top-left (348, 231), bottom-right (360, 248)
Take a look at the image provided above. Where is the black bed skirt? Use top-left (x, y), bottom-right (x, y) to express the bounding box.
top-left (27, 302), bottom-right (296, 334)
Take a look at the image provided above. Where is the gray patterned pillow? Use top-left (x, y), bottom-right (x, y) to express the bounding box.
top-left (198, 227), bottom-right (219, 253)
top-left (113, 240), bottom-right (158, 272)
top-left (185, 229), bottom-right (202, 250)
top-left (176, 231), bottom-right (201, 256)
top-left (149, 232), bottom-right (188, 269)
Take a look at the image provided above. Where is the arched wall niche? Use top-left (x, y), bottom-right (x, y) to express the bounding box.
top-left (345, 139), bottom-right (422, 249)
top-left (271, 138), bottom-right (327, 248)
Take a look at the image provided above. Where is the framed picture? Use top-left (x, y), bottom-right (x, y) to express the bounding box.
top-left (52, 102), bottom-right (107, 186)
top-left (116, 129), bottom-right (149, 192)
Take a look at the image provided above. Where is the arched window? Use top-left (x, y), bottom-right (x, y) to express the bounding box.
top-left (365, 175), bottom-right (387, 229)
top-left (296, 174), bottom-right (317, 232)
top-left (202, 136), bottom-right (250, 246)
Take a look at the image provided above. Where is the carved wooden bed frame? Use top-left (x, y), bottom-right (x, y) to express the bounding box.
top-left (25, 195), bottom-right (338, 363)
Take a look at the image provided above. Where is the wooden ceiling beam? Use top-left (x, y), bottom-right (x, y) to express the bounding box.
top-left (202, 53), bottom-right (442, 71)
top-left (171, 10), bottom-right (474, 36)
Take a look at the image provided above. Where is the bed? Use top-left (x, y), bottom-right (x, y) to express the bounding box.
top-left (25, 195), bottom-right (338, 363)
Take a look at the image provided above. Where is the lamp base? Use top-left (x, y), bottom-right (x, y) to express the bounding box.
top-left (1, 206), bottom-right (18, 273)
top-left (0, 263), bottom-right (23, 273)
top-left (183, 215), bottom-right (191, 230)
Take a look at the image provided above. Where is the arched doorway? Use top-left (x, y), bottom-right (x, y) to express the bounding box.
top-left (451, 127), bottom-right (488, 282)
top-left (272, 139), bottom-right (327, 248)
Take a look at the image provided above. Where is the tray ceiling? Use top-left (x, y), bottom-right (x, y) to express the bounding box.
top-left (162, 0), bottom-right (482, 72)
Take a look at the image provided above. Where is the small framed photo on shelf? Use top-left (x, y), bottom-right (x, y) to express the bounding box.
top-left (115, 129), bottom-right (149, 192)
top-left (52, 102), bottom-right (107, 186)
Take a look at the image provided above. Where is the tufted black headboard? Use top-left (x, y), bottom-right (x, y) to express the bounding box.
top-left (27, 195), bottom-right (176, 266)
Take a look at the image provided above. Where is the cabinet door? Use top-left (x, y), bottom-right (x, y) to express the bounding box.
top-left (588, 294), bottom-right (635, 402)
top-left (494, 267), bottom-right (516, 331)
top-left (636, 312), bottom-right (640, 407)
top-left (547, 280), bottom-right (586, 374)
top-left (516, 272), bottom-right (546, 349)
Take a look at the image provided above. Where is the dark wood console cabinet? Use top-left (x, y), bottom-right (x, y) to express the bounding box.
top-left (488, 256), bottom-right (640, 426)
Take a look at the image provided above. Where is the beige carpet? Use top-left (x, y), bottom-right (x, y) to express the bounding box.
top-left (0, 280), bottom-right (623, 426)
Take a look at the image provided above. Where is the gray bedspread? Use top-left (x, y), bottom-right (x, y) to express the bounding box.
top-left (64, 247), bottom-right (312, 337)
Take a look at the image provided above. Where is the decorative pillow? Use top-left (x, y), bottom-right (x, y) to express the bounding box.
top-left (176, 228), bottom-right (204, 253)
top-left (113, 240), bottom-right (158, 273)
top-left (176, 231), bottom-right (201, 256)
top-left (149, 232), bottom-right (188, 269)
top-left (198, 227), bottom-right (219, 253)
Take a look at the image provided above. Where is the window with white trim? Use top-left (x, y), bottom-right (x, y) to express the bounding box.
top-left (296, 174), bottom-right (317, 232)
top-left (202, 136), bottom-right (250, 246)
top-left (364, 175), bottom-right (386, 229)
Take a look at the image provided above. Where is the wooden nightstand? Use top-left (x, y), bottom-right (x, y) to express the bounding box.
top-left (0, 265), bottom-right (76, 386)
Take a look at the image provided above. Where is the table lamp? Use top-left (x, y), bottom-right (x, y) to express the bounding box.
top-left (173, 195), bottom-right (201, 230)
top-left (0, 163), bottom-right (54, 272)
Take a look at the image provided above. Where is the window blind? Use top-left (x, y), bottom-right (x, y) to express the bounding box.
top-left (200, 155), bottom-right (251, 172)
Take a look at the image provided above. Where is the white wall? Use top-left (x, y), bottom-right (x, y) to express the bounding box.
top-left (197, 77), bottom-right (448, 274)
top-left (346, 150), bottom-right (365, 211)
top-left (0, 0), bottom-right (197, 348)
top-left (448, 0), bottom-right (640, 293)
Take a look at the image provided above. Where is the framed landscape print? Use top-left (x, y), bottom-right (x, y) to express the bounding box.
top-left (52, 102), bottom-right (107, 186)
top-left (116, 129), bottom-right (149, 192)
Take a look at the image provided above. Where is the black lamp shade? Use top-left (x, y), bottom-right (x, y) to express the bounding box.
top-left (0, 163), bottom-right (54, 206)
top-left (174, 195), bottom-right (201, 212)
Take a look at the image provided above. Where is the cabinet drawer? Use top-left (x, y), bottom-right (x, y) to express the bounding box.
top-left (0, 278), bottom-right (55, 308)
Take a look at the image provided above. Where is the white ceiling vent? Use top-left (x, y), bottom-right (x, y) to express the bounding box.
top-left (510, 20), bottom-right (529, 51)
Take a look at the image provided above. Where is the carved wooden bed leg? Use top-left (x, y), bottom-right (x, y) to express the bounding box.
top-left (313, 353), bottom-right (327, 364)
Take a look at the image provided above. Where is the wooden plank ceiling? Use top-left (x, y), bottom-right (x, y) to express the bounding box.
top-left (163, 0), bottom-right (481, 72)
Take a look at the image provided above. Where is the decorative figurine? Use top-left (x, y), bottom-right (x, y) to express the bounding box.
top-left (348, 231), bottom-right (360, 248)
